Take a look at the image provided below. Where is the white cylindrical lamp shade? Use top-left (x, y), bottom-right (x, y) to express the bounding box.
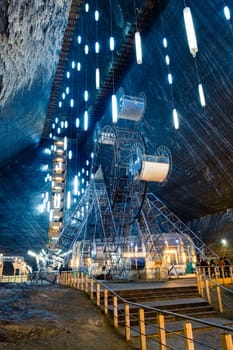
top-left (135, 31), bottom-right (142, 64)
top-left (183, 7), bottom-right (198, 57)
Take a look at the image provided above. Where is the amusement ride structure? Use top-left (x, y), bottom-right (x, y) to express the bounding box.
top-left (46, 92), bottom-right (218, 279)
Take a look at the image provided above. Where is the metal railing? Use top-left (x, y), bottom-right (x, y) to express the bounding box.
top-left (59, 271), bottom-right (233, 350)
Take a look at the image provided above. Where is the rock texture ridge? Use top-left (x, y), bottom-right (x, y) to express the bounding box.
top-left (0, 0), bottom-right (71, 165)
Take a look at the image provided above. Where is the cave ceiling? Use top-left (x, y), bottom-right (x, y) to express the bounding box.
top-left (1, 0), bottom-right (233, 257)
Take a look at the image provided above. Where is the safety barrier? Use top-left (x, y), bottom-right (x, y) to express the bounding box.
top-left (59, 271), bottom-right (233, 350)
top-left (0, 274), bottom-right (28, 283)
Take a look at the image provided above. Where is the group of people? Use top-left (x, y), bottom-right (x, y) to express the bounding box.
top-left (198, 256), bottom-right (232, 278)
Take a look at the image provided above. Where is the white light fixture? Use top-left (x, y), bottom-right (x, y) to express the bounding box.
top-left (74, 175), bottom-right (78, 195)
top-left (84, 44), bottom-right (89, 55)
top-left (109, 36), bottom-right (115, 51)
top-left (62, 92), bottom-right (65, 99)
top-left (76, 118), bottom-right (80, 128)
top-left (66, 71), bottom-right (70, 79)
top-left (65, 121), bottom-right (68, 128)
top-left (85, 3), bottom-right (89, 12)
top-left (77, 35), bottom-right (82, 44)
top-left (165, 55), bottom-right (170, 65)
top-left (163, 37), bottom-right (168, 48)
top-left (95, 42), bottom-right (100, 53)
top-left (68, 150), bottom-right (72, 160)
top-left (84, 90), bottom-right (89, 102)
top-left (66, 86), bottom-right (70, 94)
top-left (224, 6), bottom-right (231, 20)
top-left (64, 136), bottom-right (68, 150)
top-left (172, 108), bottom-right (179, 130)
top-left (168, 73), bottom-right (173, 84)
top-left (77, 62), bottom-right (81, 71)
top-left (72, 61), bottom-right (75, 69)
top-left (57, 127), bottom-right (61, 134)
top-left (198, 83), bottom-right (206, 107)
top-left (58, 101), bottom-right (62, 108)
top-left (183, 7), bottom-right (198, 57)
top-left (84, 110), bottom-right (88, 131)
top-left (112, 94), bottom-right (118, 123)
top-left (67, 191), bottom-right (71, 209)
top-left (96, 68), bottom-right (100, 89)
top-left (95, 10), bottom-right (99, 21)
top-left (135, 31), bottom-right (142, 64)
top-left (70, 99), bottom-right (74, 107)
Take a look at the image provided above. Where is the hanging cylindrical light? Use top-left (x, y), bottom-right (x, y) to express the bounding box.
top-left (74, 175), bottom-right (78, 195)
top-left (198, 83), bottom-right (206, 107)
top-left (95, 10), bottom-right (99, 21)
top-left (224, 6), bottom-right (231, 20)
top-left (84, 90), bottom-right (89, 102)
top-left (67, 191), bottom-right (71, 210)
top-left (109, 36), bottom-right (115, 51)
top-left (135, 31), bottom-right (142, 64)
top-left (112, 94), bottom-right (118, 123)
top-left (64, 136), bottom-right (67, 150)
top-left (172, 108), bottom-right (179, 130)
top-left (95, 41), bottom-right (100, 53)
top-left (84, 110), bottom-right (88, 131)
top-left (183, 7), bottom-right (198, 57)
top-left (84, 44), bottom-right (89, 55)
top-left (76, 118), bottom-right (80, 128)
top-left (168, 73), bottom-right (173, 85)
top-left (96, 68), bottom-right (100, 89)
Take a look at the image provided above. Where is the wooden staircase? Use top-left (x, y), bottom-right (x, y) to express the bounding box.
top-left (105, 285), bottom-right (219, 327)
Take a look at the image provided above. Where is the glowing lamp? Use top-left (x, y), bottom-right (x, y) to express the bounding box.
top-left (135, 31), bottom-right (142, 64)
top-left (183, 7), bottom-right (198, 57)
top-left (64, 136), bottom-right (67, 151)
top-left (84, 44), bottom-right (89, 55)
top-left (224, 6), bottom-right (231, 20)
top-left (96, 68), bottom-right (100, 89)
top-left (168, 73), bottom-right (173, 84)
top-left (84, 90), bottom-right (89, 102)
top-left (165, 55), bottom-right (170, 65)
top-left (112, 94), bottom-right (118, 123)
top-left (198, 83), bottom-right (206, 107)
top-left (172, 108), bottom-right (179, 130)
top-left (84, 110), bottom-right (88, 131)
top-left (95, 42), bottom-right (100, 53)
top-left (74, 175), bottom-right (78, 195)
top-left (67, 191), bottom-right (71, 209)
top-left (109, 37), bottom-right (115, 51)
top-left (95, 10), bottom-right (99, 21)
top-left (163, 37), bottom-right (168, 48)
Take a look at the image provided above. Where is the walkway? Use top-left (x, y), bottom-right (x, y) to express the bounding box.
top-left (0, 283), bottom-right (135, 350)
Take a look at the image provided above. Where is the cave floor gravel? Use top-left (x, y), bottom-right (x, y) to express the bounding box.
top-left (0, 283), bottom-right (137, 350)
